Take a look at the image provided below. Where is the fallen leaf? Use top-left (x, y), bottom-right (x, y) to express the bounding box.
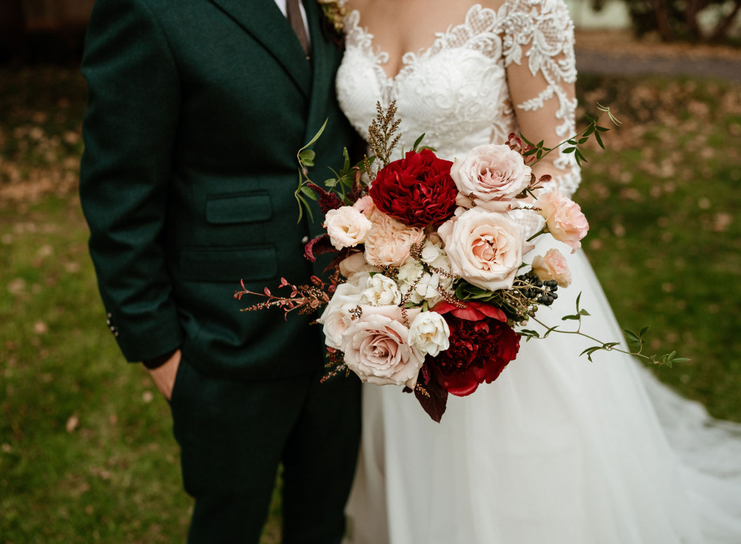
top-left (66, 415), bottom-right (79, 433)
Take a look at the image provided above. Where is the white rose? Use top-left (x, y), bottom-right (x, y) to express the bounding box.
top-left (317, 282), bottom-right (364, 349)
top-left (438, 207), bottom-right (529, 291)
top-left (359, 274), bottom-right (402, 306)
top-left (451, 144), bottom-right (531, 210)
top-left (408, 311), bottom-right (451, 357)
top-left (324, 206), bottom-right (373, 250)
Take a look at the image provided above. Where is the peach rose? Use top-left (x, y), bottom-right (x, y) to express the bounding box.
top-left (339, 252), bottom-right (377, 279)
top-left (531, 248), bottom-right (572, 288)
top-left (353, 195), bottom-right (377, 218)
top-left (451, 144), bottom-right (531, 212)
top-left (364, 210), bottom-right (425, 268)
top-left (438, 207), bottom-right (529, 291)
top-left (341, 311), bottom-right (424, 388)
top-left (536, 191), bottom-right (589, 253)
top-left (324, 206), bottom-right (372, 250)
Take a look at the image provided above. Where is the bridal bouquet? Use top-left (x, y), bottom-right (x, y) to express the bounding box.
top-left (237, 103), bottom-right (682, 421)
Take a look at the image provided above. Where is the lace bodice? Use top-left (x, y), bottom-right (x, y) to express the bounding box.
top-left (336, 0), bottom-right (581, 197)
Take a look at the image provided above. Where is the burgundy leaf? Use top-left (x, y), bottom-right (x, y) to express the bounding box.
top-left (414, 361), bottom-right (448, 423)
top-left (304, 234), bottom-right (338, 262)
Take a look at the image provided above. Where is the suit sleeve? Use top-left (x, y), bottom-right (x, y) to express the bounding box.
top-left (79, 0), bottom-right (183, 362)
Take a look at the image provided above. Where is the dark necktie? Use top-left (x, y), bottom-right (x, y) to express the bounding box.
top-left (286, 0), bottom-right (311, 60)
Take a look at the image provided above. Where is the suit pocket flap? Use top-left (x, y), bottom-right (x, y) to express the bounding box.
top-left (180, 246), bottom-right (277, 283)
top-left (206, 192), bottom-right (272, 224)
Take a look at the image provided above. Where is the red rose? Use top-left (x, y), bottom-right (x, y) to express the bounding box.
top-left (369, 149), bottom-right (457, 228)
top-left (430, 301), bottom-right (520, 396)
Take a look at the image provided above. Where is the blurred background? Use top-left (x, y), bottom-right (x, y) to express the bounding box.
top-left (0, 0), bottom-right (740, 542)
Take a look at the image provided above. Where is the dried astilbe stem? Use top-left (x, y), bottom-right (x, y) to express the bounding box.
top-left (368, 101), bottom-right (402, 168)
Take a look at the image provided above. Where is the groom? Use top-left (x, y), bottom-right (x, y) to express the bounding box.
top-left (79, 0), bottom-right (360, 542)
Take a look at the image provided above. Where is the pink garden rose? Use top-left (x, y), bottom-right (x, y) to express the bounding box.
top-left (438, 207), bottom-right (531, 291)
top-left (364, 210), bottom-right (425, 268)
top-left (451, 144), bottom-right (531, 212)
top-left (324, 206), bottom-right (372, 250)
top-left (531, 248), bottom-right (572, 287)
top-left (353, 195), bottom-right (377, 218)
top-left (341, 309), bottom-right (424, 388)
top-left (536, 191), bottom-right (589, 253)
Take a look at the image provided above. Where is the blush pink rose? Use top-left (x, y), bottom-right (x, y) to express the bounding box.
top-left (341, 311), bottom-right (424, 388)
top-left (531, 248), bottom-right (572, 287)
top-left (536, 191), bottom-right (589, 253)
top-left (353, 195), bottom-right (377, 218)
top-left (451, 144), bottom-right (531, 212)
top-left (364, 210), bottom-right (425, 268)
top-left (438, 207), bottom-right (530, 291)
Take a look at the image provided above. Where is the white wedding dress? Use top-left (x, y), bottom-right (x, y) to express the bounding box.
top-left (335, 2), bottom-right (741, 543)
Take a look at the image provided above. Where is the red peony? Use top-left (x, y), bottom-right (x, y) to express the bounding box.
top-left (369, 149), bottom-right (457, 228)
top-left (430, 301), bottom-right (520, 396)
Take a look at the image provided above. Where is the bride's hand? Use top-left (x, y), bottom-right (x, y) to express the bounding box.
top-left (148, 350), bottom-right (182, 401)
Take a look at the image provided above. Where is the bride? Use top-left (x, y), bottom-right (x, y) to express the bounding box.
top-left (334, 0), bottom-right (741, 542)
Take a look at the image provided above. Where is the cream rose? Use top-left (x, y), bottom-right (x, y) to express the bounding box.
top-left (364, 210), bottom-right (425, 268)
top-left (438, 207), bottom-right (528, 291)
top-left (316, 282), bottom-right (364, 349)
top-left (341, 312), bottom-right (424, 388)
top-left (359, 274), bottom-right (402, 306)
top-left (324, 206), bottom-right (373, 250)
top-left (339, 252), bottom-right (377, 279)
top-left (451, 144), bottom-right (531, 212)
top-left (408, 311), bottom-right (451, 357)
top-left (536, 191), bottom-right (589, 253)
top-left (531, 248), bottom-right (572, 288)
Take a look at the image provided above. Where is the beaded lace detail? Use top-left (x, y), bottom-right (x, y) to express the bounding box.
top-left (336, 0), bottom-right (581, 199)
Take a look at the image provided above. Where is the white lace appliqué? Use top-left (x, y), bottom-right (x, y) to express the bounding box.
top-left (336, 0), bottom-right (581, 198)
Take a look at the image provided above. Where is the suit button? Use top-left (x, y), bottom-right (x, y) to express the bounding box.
top-left (301, 236), bottom-right (309, 244)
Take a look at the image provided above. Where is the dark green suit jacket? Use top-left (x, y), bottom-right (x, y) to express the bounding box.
top-left (80, 0), bottom-right (355, 380)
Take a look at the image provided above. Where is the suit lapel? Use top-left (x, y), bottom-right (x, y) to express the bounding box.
top-left (209, 0), bottom-right (312, 98)
top-left (303, 0), bottom-right (333, 143)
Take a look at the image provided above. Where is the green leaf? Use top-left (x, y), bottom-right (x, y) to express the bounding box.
top-left (583, 125), bottom-right (595, 137)
top-left (543, 325), bottom-right (560, 338)
top-left (412, 133), bottom-right (426, 151)
top-left (623, 329), bottom-right (640, 343)
top-left (324, 178), bottom-right (338, 188)
top-left (521, 134), bottom-right (534, 145)
top-left (595, 125), bottom-right (609, 132)
top-left (299, 149), bottom-right (316, 163)
top-left (575, 292), bottom-right (582, 312)
top-left (578, 137), bottom-right (589, 144)
top-left (672, 357), bottom-right (691, 363)
top-left (342, 147), bottom-right (351, 172)
top-left (595, 131), bottom-right (605, 150)
top-left (579, 309), bottom-right (590, 317)
top-left (640, 326), bottom-right (650, 337)
top-left (563, 147), bottom-right (576, 154)
top-left (299, 119), bottom-right (328, 152)
top-left (300, 186), bottom-right (317, 200)
top-left (562, 314), bottom-right (581, 321)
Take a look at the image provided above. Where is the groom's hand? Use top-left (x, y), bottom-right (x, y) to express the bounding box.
top-left (147, 350), bottom-right (182, 401)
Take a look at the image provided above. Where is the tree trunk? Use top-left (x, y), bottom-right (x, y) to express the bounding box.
top-left (686, 0), bottom-right (703, 40)
top-left (709, 0), bottom-right (741, 42)
top-left (652, 0), bottom-right (676, 40)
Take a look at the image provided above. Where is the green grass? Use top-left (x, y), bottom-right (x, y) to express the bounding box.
top-left (1, 67), bottom-right (740, 543)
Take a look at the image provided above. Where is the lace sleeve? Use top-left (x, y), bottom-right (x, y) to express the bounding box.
top-left (496, 0), bottom-right (580, 197)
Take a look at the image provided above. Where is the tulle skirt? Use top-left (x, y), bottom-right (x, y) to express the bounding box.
top-left (344, 238), bottom-right (741, 544)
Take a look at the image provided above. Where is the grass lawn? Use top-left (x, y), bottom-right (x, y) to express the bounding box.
top-left (1, 67), bottom-right (740, 543)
